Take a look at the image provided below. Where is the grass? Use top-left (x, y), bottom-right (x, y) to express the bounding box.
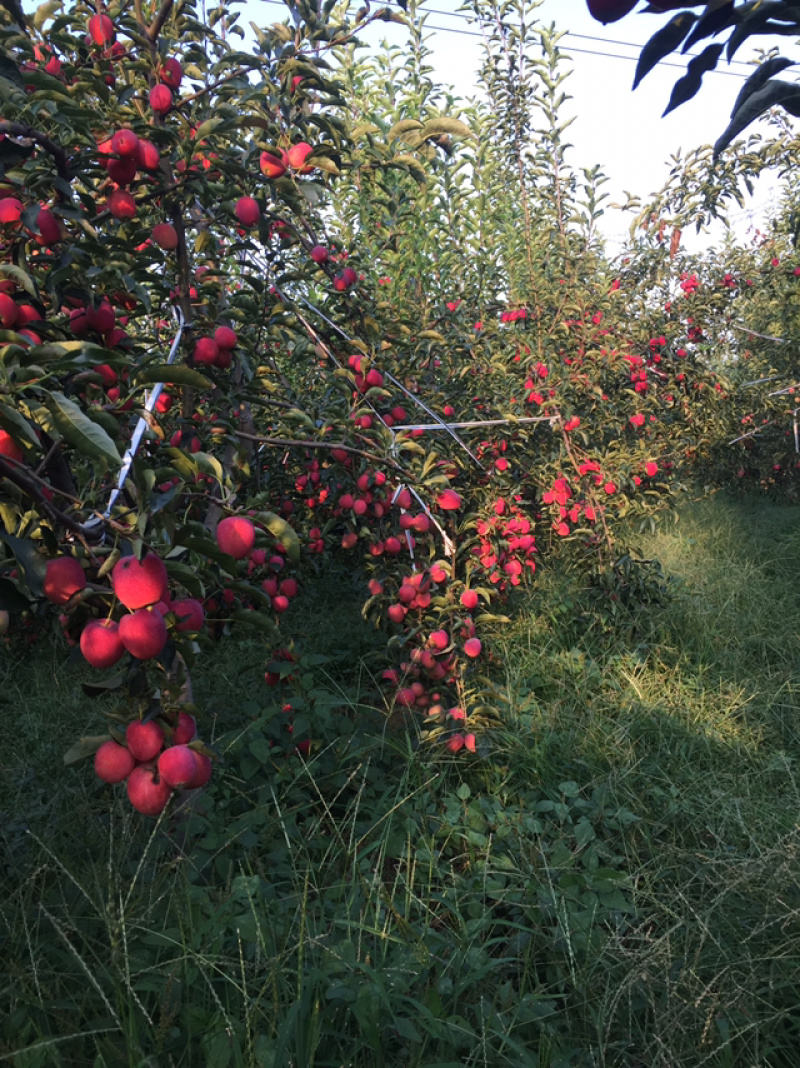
top-left (2, 493), bottom-right (800, 1066)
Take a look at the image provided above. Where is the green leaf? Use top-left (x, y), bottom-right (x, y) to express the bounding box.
top-left (714, 78), bottom-right (800, 156)
top-left (63, 735), bottom-right (112, 767)
top-left (0, 401), bottom-right (39, 450)
top-left (388, 118), bottom-right (423, 142)
top-left (633, 11), bottom-right (697, 90)
top-left (420, 117), bottom-right (476, 141)
top-left (232, 608), bottom-right (278, 635)
top-left (0, 263), bottom-right (36, 296)
top-left (0, 532), bottom-right (47, 597)
top-left (254, 511), bottom-right (300, 563)
top-left (45, 391), bottom-right (122, 467)
top-left (662, 43), bottom-right (724, 117)
top-left (728, 56), bottom-right (794, 120)
top-left (135, 365), bottom-right (214, 389)
top-left (680, 1), bottom-right (735, 55)
top-left (392, 154), bottom-right (427, 184)
top-left (193, 117), bottom-right (226, 141)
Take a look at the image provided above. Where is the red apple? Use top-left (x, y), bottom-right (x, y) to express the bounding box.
top-left (44, 556), bottom-right (86, 605)
top-left (287, 142), bottom-right (314, 173)
top-left (108, 189), bottom-right (136, 220)
top-left (87, 13), bottom-right (115, 46)
top-left (127, 764), bottom-right (171, 815)
top-left (111, 129), bottom-right (139, 158)
top-left (216, 516), bottom-right (255, 559)
top-left (136, 139), bottom-right (160, 170)
top-left (35, 207), bottom-right (60, 245)
top-left (186, 752), bottom-right (212, 789)
top-left (234, 196), bottom-right (260, 227)
top-left (86, 300), bottom-right (115, 333)
top-left (0, 428), bottom-right (23, 462)
top-left (214, 325), bottom-right (237, 349)
top-left (149, 84), bottom-right (172, 114)
top-left (0, 292), bottom-right (17, 327)
top-left (152, 222), bottom-right (178, 249)
top-left (464, 637), bottom-right (482, 658)
top-left (193, 336), bottom-right (219, 365)
top-left (437, 489), bottom-right (462, 511)
top-left (112, 553), bottom-right (168, 609)
top-left (460, 589), bottom-right (478, 611)
top-left (94, 740), bottom-right (136, 783)
top-left (260, 149), bottom-right (287, 179)
top-left (171, 597), bottom-right (205, 632)
top-left (0, 197), bottom-right (23, 226)
top-left (126, 719), bottom-right (165, 761)
top-left (119, 608), bottom-right (168, 659)
top-left (80, 619), bottom-right (124, 669)
top-left (107, 155), bottom-right (137, 186)
top-left (310, 244), bottom-right (328, 264)
top-left (160, 57), bottom-right (183, 89)
top-left (158, 744), bottom-right (198, 788)
top-left (173, 711), bottom-right (196, 744)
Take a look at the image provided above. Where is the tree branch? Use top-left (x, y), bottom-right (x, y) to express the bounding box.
top-left (0, 121), bottom-right (69, 182)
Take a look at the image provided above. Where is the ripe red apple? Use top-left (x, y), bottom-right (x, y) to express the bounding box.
top-left (127, 764), bottom-right (171, 815)
top-left (429, 629), bottom-right (449, 652)
top-left (94, 740), bottom-right (136, 784)
top-left (160, 57), bottom-right (183, 89)
top-left (86, 300), bottom-right (115, 333)
top-left (119, 608), bottom-right (168, 659)
top-left (279, 577), bottom-right (297, 598)
top-left (152, 222), bottom-right (178, 249)
top-left (214, 325), bottom-right (237, 349)
top-left (149, 84), bottom-right (172, 114)
top-left (235, 196), bottom-right (260, 227)
top-left (437, 489), bottom-right (462, 511)
top-left (0, 428), bottom-right (23, 462)
top-left (112, 553), bottom-right (168, 609)
top-left (272, 594), bottom-right (289, 613)
top-left (286, 142), bottom-right (314, 173)
top-left (216, 516), bottom-right (255, 559)
top-left (35, 207), bottom-right (60, 245)
top-left (44, 556), bottom-right (86, 605)
top-left (107, 155), bottom-right (137, 185)
top-left (645, 461), bottom-right (659, 477)
top-left (111, 128), bottom-right (139, 157)
top-left (80, 619), bottom-right (124, 668)
top-left (586, 0), bottom-right (638, 22)
top-left (460, 589), bottom-right (478, 611)
top-left (87, 13), bottom-right (115, 45)
top-left (108, 189), bottom-right (136, 220)
top-left (157, 744), bottom-right (198, 788)
top-left (186, 752), bottom-right (212, 789)
top-left (0, 292), bottom-right (17, 327)
top-left (260, 149), bottom-right (287, 179)
top-left (464, 637), bottom-right (482, 658)
top-left (310, 244), bottom-right (328, 264)
top-left (126, 719), bottom-right (165, 761)
top-left (0, 197), bottom-right (23, 226)
top-left (173, 711), bottom-right (196, 744)
top-left (136, 139), bottom-right (160, 170)
top-left (388, 603), bottom-right (406, 623)
top-left (193, 336), bottom-right (219, 365)
top-left (171, 597), bottom-right (204, 632)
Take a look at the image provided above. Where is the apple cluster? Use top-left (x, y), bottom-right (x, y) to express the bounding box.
top-left (94, 713), bottom-right (212, 816)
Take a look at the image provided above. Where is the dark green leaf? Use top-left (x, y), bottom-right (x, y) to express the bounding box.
top-left (715, 78), bottom-right (800, 155)
top-left (633, 12), bottom-right (697, 91)
top-left (729, 56), bottom-right (795, 119)
top-left (135, 365), bottom-right (214, 389)
top-left (63, 735), bottom-right (112, 767)
top-left (45, 392), bottom-right (122, 467)
top-left (663, 44), bottom-right (724, 116)
top-left (681, 0), bottom-right (735, 54)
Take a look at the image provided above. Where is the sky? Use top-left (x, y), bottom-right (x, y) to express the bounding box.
top-left (268, 0), bottom-right (791, 255)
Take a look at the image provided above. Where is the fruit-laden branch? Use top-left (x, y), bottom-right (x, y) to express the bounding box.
top-left (0, 121), bottom-right (69, 181)
top-left (233, 432), bottom-right (411, 474)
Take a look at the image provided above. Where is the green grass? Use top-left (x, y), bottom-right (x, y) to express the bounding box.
top-left (2, 494), bottom-right (800, 1067)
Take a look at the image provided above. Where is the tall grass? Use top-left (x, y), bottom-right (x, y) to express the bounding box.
top-left (2, 494), bottom-right (800, 1067)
